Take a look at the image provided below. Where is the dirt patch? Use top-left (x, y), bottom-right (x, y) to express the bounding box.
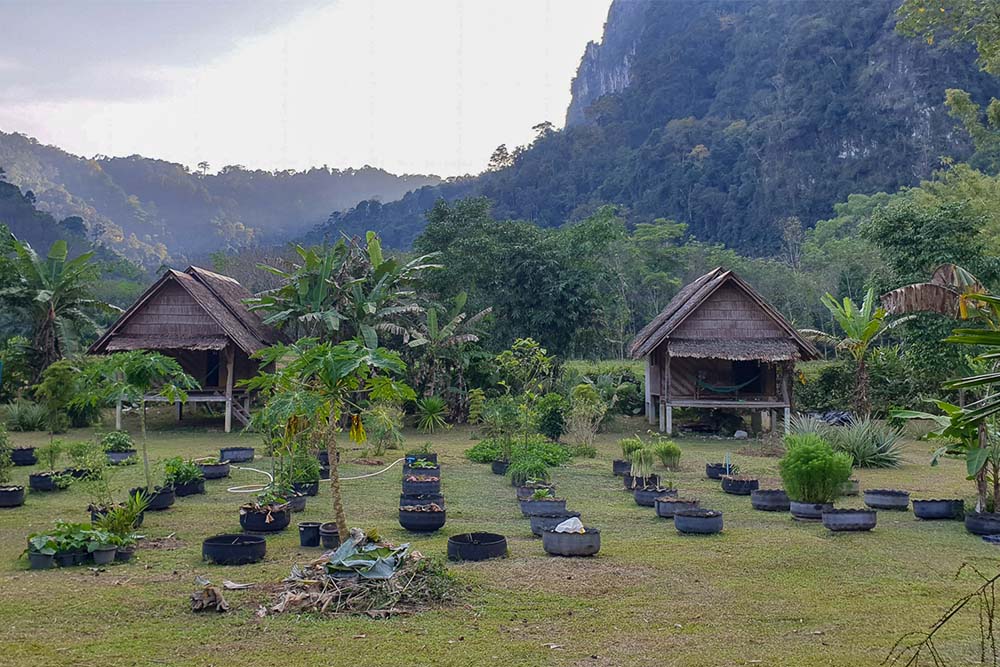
top-left (140, 535), bottom-right (185, 550)
top-left (475, 556), bottom-right (660, 597)
top-left (353, 458), bottom-right (385, 466)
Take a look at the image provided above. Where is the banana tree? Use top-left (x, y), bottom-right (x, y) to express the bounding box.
top-left (245, 337), bottom-right (415, 537)
top-left (409, 291), bottom-right (492, 402)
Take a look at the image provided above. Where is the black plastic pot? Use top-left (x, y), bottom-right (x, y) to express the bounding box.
top-left (317, 450), bottom-right (342, 467)
top-left (106, 450), bottom-right (137, 465)
top-left (319, 522), bottom-right (341, 549)
top-left (198, 461), bottom-right (231, 479)
top-left (115, 546), bottom-right (135, 563)
top-left (0, 486), bottom-right (25, 508)
top-left (789, 501), bottom-right (833, 521)
top-left (203, 534), bottom-right (266, 565)
top-left (28, 551), bottom-right (54, 569)
top-left (705, 463), bottom-right (734, 480)
top-left (91, 545), bottom-right (117, 566)
top-left (298, 522), bottom-right (321, 547)
top-left (654, 497), bottom-right (699, 518)
top-left (913, 499), bottom-right (964, 520)
top-left (219, 446), bottom-right (254, 463)
top-left (284, 494), bottom-right (307, 513)
top-left (400, 493), bottom-right (445, 509)
top-left (239, 506), bottom-right (291, 533)
top-left (674, 509), bottom-right (724, 535)
top-left (822, 508), bottom-right (877, 532)
top-left (131, 486), bottom-right (176, 511)
top-left (623, 474), bottom-right (659, 490)
top-left (11, 447), bottom-right (36, 466)
top-left (491, 460), bottom-right (510, 475)
top-left (612, 459), bottom-right (631, 477)
top-left (520, 497), bottom-right (567, 517)
top-left (751, 489), bottom-right (790, 512)
top-left (542, 528), bottom-right (600, 557)
top-left (398, 508), bottom-right (446, 532)
top-left (529, 511), bottom-right (581, 537)
top-left (721, 476), bottom-right (759, 496)
top-left (448, 532), bottom-right (508, 561)
top-left (174, 479), bottom-right (205, 497)
top-left (864, 489), bottom-right (910, 511)
top-left (634, 486), bottom-right (676, 507)
top-left (54, 552), bottom-right (76, 567)
top-left (516, 483), bottom-right (555, 501)
top-left (292, 481), bottom-right (319, 497)
top-left (966, 512), bottom-right (1000, 536)
top-left (28, 472), bottom-right (59, 492)
top-left (402, 478), bottom-right (441, 495)
top-left (319, 465), bottom-right (330, 480)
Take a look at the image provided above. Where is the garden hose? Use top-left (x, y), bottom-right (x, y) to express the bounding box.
top-left (223, 458), bottom-right (406, 493)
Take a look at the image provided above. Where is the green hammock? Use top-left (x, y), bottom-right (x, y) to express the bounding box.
top-left (696, 375), bottom-right (760, 394)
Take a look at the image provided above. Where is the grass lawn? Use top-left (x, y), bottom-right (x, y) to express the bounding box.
top-left (0, 411), bottom-right (996, 666)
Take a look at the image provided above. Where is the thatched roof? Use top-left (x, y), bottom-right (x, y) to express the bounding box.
top-left (89, 266), bottom-right (285, 355)
top-left (628, 267), bottom-right (818, 361)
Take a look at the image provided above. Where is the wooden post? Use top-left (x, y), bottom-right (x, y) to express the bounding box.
top-left (224, 346), bottom-right (235, 434)
top-left (176, 401), bottom-right (183, 422)
top-left (115, 399), bottom-right (122, 430)
top-left (644, 357), bottom-right (653, 423)
top-left (659, 347), bottom-right (671, 434)
top-left (784, 407), bottom-right (791, 434)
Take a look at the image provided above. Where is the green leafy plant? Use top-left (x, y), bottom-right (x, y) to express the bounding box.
top-left (4, 400), bottom-right (48, 431)
top-left (480, 395), bottom-right (520, 461)
top-left (651, 438), bottom-right (682, 470)
top-left (628, 446), bottom-right (657, 479)
top-left (415, 396), bottom-right (449, 433)
top-left (25, 532), bottom-right (57, 556)
top-left (531, 487), bottom-right (555, 500)
top-left (779, 435), bottom-right (853, 503)
top-left (533, 392), bottom-right (567, 441)
top-left (0, 445), bottom-right (12, 486)
top-left (409, 441), bottom-right (433, 456)
top-left (565, 383), bottom-right (606, 448)
top-left (363, 402), bottom-right (405, 455)
top-left (94, 490), bottom-right (149, 547)
top-left (37, 440), bottom-right (62, 471)
top-left (506, 456), bottom-right (551, 487)
top-left (163, 457), bottom-right (204, 486)
top-left (408, 458), bottom-right (437, 469)
top-left (618, 436), bottom-right (645, 459)
top-left (100, 431), bottom-right (135, 453)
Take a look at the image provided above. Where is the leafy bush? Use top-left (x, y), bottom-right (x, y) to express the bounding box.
top-left (533, 392), bottom-right (566, 441)
top-left (464, 438), bottom-right (502, 463)
top-left (4, 400), bottom-right (48, 432)
top-left (779, 435), bottom-right (852, 503)
top-left (652, 439), bottom-right (682, 469)
top-left (788, 413), bottom-right (828, 437)
top-left (100, 431), bottom-right (135, 453)
top-left (0, 445), bottom-right (11, 485)
top-left (415, 396), bottom-right (449, 433)
top-left (559, 360), bottom-right (644, 415)
top-left (796, 348), bottom-right (921, 416)
top-left (37, 441), bottom-right (62, 471)
top-left (164, 457), bottom-right (204, 486)
top-left (363, 402), bottom-right (405, 455)
top-left (566, 442), bottom-right (597, 458)
top-left (825, 417), bottom-right (903, 469)
top-left (506, 457), bottom-right (551, 486)
top-left (465, 435), bottom-right (571, 466)
top-left (565, 383), bottom-right (606, 447)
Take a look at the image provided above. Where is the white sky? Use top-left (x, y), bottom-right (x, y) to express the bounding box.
top-left (0, 0), bottom-right (612, 176)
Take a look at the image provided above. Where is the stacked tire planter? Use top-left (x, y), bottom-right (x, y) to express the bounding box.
top-left (400, 460), bottom-right (445, 533)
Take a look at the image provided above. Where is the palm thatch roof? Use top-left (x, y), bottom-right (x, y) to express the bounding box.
top-left (89, 266), bottom-right (285, 355)
top-left (628, 267), bottom-right (818, 361)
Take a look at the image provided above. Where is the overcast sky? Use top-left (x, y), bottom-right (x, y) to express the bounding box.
top-left (0, 0), bottom-right (612, 176)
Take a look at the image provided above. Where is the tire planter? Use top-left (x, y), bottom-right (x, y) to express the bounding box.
top-left (965, 512), bottom-right (1000, 536)
top-left (491, 460), bottom-right (510, 475)
top-left (612, 459), bottom-right (631, 477)
top-left (203, 534), bottom-right (266, 565)
top-left (542, 528), bottom-right (601, 557)
top-left (398, 508), bottom-right (446, 532)
top-left (298, 522), bottom-right (321, 547)
top-left (198, 461), bottom-right (231, 479)
top-left (0, 486), bottom-right (25, 508)
top-left (400, 493), bottom-right (445, 509)
top-left (292, 481), bottom-right (319, 497)
top-left (448, 532), bottom-right (508, 561)
top-left (751, 489), bottom-right (790, 512)
top-left (516, 483), bottom-right (555, 501)
top-left (106, 450), bottom-right (137, 465)
top-left (721, 476), bottom-right (759, 496)
top-left (405, 452), bottom-right (437, 465)
top-left (840, 479), bottom-right (860, 497)
top-left (789, 501), bottom-right (833, 521)
top-left (403, 464), bottom-right (441, 477)
top-left (62, 467), bottom-right (89, 479)
top-left (91, 545), bottom-right (117, 565)
top-left (822, 508), bottom-right (877, 532)
top-left (402, 478), bottom-right (441, 495)
top-left (913, 499), bottom-right (964, 521)
top-left (11, 447), bottom-right (36, 466)
top-left (220, 446), bottom-right (254, 463)
top-left (520, 497), bottom-right (567, 517)
top-left (239, 506), bottom-right (291, 533)
top-left (28, 552), bottom-right (54, 570)
top-left (864, 489), bottom-right (910, 511)
top-left (174, 479), bottom-right (205, 497)
top-left (654, 497), bottom-right (700, 518)
top-left (319, 522), bottom-right (341, 549)
top-left (529, 511), bottom-right (581, 537)
top-left (28, 473), bottom-right (59, 492)
top-left (634, 486), bottom-right (677, 507)
top-left (623, 474), bottom-right (659, 490)
top-left (132, 486), bottom-right (176, 511)
top-left (674, 509), bottom-right (724, 535)
top-left (705, 463), bottom-right (734, 480)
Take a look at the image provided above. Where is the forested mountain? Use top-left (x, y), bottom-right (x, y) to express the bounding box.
top-left (323, 0), bottom-right (1000, 253)
top-left (0, 131), bottom-right (441, 266)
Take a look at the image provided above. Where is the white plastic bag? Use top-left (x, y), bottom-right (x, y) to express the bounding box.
top-left (554, 517), bottom-right (585, 533)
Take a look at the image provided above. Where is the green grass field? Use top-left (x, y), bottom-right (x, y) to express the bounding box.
top-left (0, 412), bottom-right (995, 666)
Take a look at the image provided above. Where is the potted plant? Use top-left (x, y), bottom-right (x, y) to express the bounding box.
top-left (654, 496), bottom-right (699, 518)
top-left (515, 481), bottom-right (555, 501)
top-left (634, 480), bottom-right (677, 507)
top-left (197, 456), bottom-right (231, 479)
top-left (403, 456), bottom-right (441, 477)
top-left (24, 533), bottom-right (57, 569)
top-left (28, 442), bottom-right (72, 493)
top-left (751, 489), bottom-right (790, 512)
top-left (674, 509), bottom-right (724, 534)
top-left (164, 457), bottom-right (205, 497)
top-left (0, 445), bottom-right (25, 508)
top-left (542, 526), bottom-right (600, 557)
top-left (624, 446), bottom-right (659, 490)
top-left (481, 394), bottom-right (519, 475)
top-left (402, 473), bottom-right (440, 495)
top-left (779, 434), bottom-right (852, 521)
top-left (129, 482), bottom-right (175, 511)
top-left (398, 501), bottom-right (446, 532)
top-left (864, 489), bottom-right (910, 511)
top-left (101, 431), bottom-right (137, 465)
top-left (93, 491), bottom-right (148, 562)
top-left (530, 510), bottom-right (581, 537)
top-left (50, 521), bottom-right (96, 566)
top-left (822, 508), bottom-right (877, 532)
top-left (614, 436), bottom-right (643, 477)
top-left (507, 457), bottom-right (550, 488)
top-left (721, 474), bottom-right (759, 496)
top-left (239, 493), bottom-right (291, 533)
top-left (88, 531), bottom-right (118, 566)
top-left (520, 487), bottom-right (567, 516)
top-left (404, 441), bottom-right (437, 466)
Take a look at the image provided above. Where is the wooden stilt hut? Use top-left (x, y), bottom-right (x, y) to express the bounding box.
top-left (629, 267), bottom-right (819, 434)
top-left (88, 266), bottom-right (285, 432)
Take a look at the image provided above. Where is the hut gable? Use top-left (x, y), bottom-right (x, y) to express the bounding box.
top-left (671, 284), bottom-right (785, 340)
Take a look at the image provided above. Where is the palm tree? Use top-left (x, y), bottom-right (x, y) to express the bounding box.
top-left (800, 287), bottom-right (910, 415)
top-left (409, 291), bottom-right (492, 401)
top-left (0, 237), bottom-right (117, 377)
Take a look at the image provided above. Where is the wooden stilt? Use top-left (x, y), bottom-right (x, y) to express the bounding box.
top-left (224, 346), bottom-right (235, 434)
top-left (784, 407), bottom-right (791, 434)
top-left (665, 405), bottom-right (673, 435)
top-left (115, 399), bottom-right (122, 430)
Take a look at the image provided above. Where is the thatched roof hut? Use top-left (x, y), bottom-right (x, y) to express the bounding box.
top-left (89, 266), bottom-right (285, 432)
top-left (629, 267), bottom-right (818, 433)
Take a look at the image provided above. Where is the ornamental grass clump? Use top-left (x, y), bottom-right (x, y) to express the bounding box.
top-left (779, 434), bottom-right (852, 504)
top-left (652, 438), bottom-right (682, 470)
top-left (618, 436), bottom-right (644, 459)
top-left (506, 456), bottom-right (551, 487)
top-left (628, 446), bottom-right (657, 479)
top-left (825, 417), bottom-right (904, 469)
